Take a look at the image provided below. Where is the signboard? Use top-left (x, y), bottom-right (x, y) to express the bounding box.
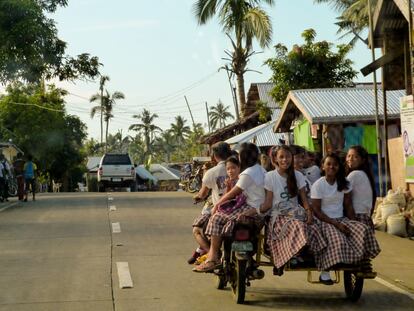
top-left (400, 95), bottom-right (414, 182)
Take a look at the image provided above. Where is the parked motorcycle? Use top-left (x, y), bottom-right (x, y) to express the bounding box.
top-left (187, 165), bottom-right (203, 193)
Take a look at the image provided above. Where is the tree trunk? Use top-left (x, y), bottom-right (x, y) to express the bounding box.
top-left (105, 120), bottom-right (109, 153)
top-left (100, 90), bottom-right (104, 146)
top-left (236, 73), bottom-right (247, 118)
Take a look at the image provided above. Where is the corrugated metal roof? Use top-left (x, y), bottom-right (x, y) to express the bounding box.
top-left (256, 82), bottom-right (279, 108)
top-left (290, 87), bottom-right (405, 124)
top-left (226, 118), bottom-right (286, 147)
top-left (144, 164), bottom-right (180, 181)
top-left (86, 156), bottom-right (101, 171)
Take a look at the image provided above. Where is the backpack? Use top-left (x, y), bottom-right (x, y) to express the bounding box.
top-left (24, 161), bottom-right (35, 179)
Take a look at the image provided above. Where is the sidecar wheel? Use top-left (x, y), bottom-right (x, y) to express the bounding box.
top-left (344, 271), bottom-right (364, 302)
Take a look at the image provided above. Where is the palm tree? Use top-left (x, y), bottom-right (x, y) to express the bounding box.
top-left (314, 0), bottom-right (375, 46)
top-left (193, 0), bottom-right (274, 117)
top-left (170, 115), bottom-right (191, 146)
top-left (129, 109), bottom-right (162, 158)
top-left (89, 75), bottom-right (110, 145)
top-left (101, 90), bottom-right (125, 151)
top-left (209, 100), bottom-right (234, 130)
top-left (154, 130), bottom-right (176, 163)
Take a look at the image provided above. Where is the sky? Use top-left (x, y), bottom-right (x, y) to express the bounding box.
top-left (49, 0), bottom-right (376, 140)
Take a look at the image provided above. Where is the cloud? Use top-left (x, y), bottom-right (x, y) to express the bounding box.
top-left (73, 19), bottom-right (161, 32)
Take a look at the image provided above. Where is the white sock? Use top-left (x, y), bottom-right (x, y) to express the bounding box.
top-left (320, 271), bottom-right (331, 280)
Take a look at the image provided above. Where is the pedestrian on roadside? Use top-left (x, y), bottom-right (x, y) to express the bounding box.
top-left (0, 154), bottom-right (11, 202)
top-left (23, 154), bottom-right (37, 202)
top-left (13, 152), bottom-right (25, 201)
top-left (0, 156), bottom-right (5, 202)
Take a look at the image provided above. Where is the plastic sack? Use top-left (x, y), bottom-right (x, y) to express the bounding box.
top-left (386, 214), bottom-right (407, 237)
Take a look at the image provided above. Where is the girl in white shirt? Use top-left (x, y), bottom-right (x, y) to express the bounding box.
top-left (311, 153), bottom-right (380, 284)
top-left (257, 145), bottom-right (325, 271)
top-left (345, 145), bottom-right (376, 232)
top-left (193, 143), bottom-right (265, 273)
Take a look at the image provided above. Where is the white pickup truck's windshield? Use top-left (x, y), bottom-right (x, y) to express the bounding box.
top-left (102, 155), bottom-right (131, 165)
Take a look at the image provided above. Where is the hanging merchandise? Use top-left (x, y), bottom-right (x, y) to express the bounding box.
top-left (361, 125), bottom-right (377, 154)
top-left (294, 120), bottom-right (315, 151)
top-left (344, 126), bottom-right (363, 150)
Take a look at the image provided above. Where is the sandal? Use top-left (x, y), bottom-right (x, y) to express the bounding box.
top-left (194, 254), bottom-right (208, 265)
top-left (192, 259), bottom-right (221, 273)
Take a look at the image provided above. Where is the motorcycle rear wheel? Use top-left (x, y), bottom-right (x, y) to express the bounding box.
top-left (231, 259), bottom-right (247, 304)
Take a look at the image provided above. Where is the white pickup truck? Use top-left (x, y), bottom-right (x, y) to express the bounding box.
top-left (97, 153), bottom-right (136, 192)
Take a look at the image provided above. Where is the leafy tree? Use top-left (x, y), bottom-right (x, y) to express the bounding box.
top-left (0, 0), bottom-right (101, 84)
top-left (255, 100), bottom-right (271, 122)
top-left (0, 82), bottom-right (87, 190)
top-left (209, 99), bottom-right (234, 129)
top-left (83, 138), bottom-right (104, 156)
top-left (170, 115), bottom-right (191, 146)
top-left (265, 29), bottom-right (357, 105)
top-left (193, 0), bottom-right (274, 118)
top-left (128, 134), bottom-right (146, 165)
top-left (129, 109), bottom-right (161, 160)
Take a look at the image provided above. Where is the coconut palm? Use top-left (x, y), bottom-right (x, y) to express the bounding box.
top-left (314, 0), bottom-right (376, 46)
top-left (89, 75), bottom-right (110, 145)
top-left (209, 100), bottom-right (234, 130)
top-left (154, 130), bottom-right (176, 163)
top-left (129, 109), bottom-right (162, 158)
top-left (100, 90), bottom-right (125, 151)
top-left (170, 115), bottom-right (191, 146)
top-left (193, 0), bottom-right (274, 117)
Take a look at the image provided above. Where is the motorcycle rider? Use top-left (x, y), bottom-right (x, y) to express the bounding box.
top-left (189, 142), bottom-right (232, 264)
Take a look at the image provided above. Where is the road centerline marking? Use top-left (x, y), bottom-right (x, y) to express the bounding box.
top-left (375, 277), bottom-right (414, 301)
top-left (112, 222), bottom-right (121, 233)
top-left (116, 262), bottom-right (133, 288)
top-left (108, 197), bottom-right (114, 201)
top-left (109, 205), bottom-right (117, 211)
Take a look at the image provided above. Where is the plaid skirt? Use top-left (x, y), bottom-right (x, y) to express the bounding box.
top-left (192, 214), bottom-right (210, 228)
top-left (205, 204), bottom-right (259, 237)
top-left (314, 218), bottom-right (381, 270)
top-left (355, 213), bottom-right (375, 234)
top-left (266, 216), bottom-right (327, 269)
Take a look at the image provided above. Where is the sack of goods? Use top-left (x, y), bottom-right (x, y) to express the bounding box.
top-left (386, 188), bottom-right (406, 207)
top-left (386, 214), bottom-right (407, 237)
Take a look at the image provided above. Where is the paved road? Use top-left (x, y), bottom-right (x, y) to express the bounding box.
top-left (0, 192), bottom-right (413, 310)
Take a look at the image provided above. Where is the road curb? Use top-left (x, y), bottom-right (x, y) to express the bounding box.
top-left (0, 201), bottom-right (19, 213)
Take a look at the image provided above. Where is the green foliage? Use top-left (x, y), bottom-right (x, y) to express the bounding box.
top-left (265, 29), bottom-right (357, 105)
top-left (0, 0), bottom-right (100, 83)
top-left (314, 0), bottom-right (376, 46)
top-left (255, 100), bottom-right (271, 122)
top-left (0, 82), bottom-right (87, 189)
top-left (193, 0), bottom-right (274, 115)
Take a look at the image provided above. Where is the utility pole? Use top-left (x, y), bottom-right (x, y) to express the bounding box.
top-left (220, 65), bottom-right (240, 121)
top-left (368, 0), bottom-right (383, 197)
top-left (205, 102), bottom-right (211, 133)
top-left (184, 96), bottom-right (196, 129)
